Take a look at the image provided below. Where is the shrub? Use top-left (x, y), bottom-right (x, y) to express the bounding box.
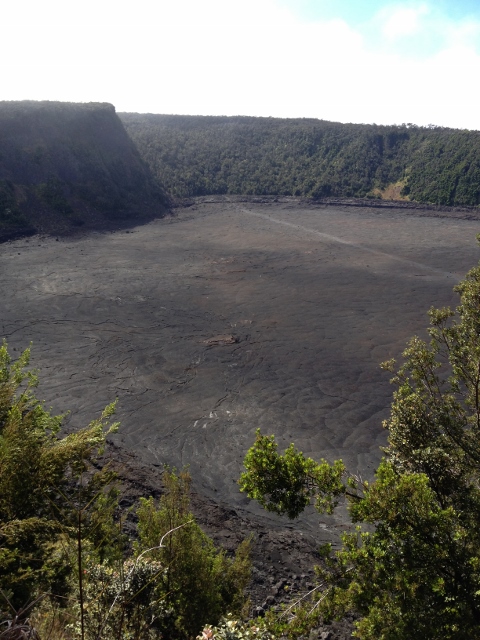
top-left (136, 470), bottom-right (252, 639)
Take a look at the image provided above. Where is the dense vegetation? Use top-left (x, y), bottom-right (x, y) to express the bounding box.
top-left (0, 342), bottom-right (250, 640)
top-left (240, 238), bottom-right (480, 639)
top-left (120, 113), bottom-right (480, 206)
top-left (0, 101), bottom-right (169, 239)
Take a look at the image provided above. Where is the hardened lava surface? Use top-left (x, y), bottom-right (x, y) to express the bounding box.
top-left (2, 199), bottom-right (480, 539)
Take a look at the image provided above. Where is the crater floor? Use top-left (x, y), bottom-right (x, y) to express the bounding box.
top-left (2, 199), bottom-right (480, 538)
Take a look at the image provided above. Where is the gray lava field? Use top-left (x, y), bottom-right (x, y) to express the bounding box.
top-left (2, 198), bottom-right (480, 538)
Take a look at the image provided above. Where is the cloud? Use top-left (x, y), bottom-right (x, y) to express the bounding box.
top-left (380, 4), bottom-right (430, 40)
top-left (1, 0), bottom-right (480, 130)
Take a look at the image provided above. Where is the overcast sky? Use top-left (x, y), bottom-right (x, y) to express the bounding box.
top-left (2, 0), bottom-right (480, 129)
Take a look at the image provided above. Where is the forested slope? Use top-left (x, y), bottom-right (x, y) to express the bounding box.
top-left (0, 101), bottom-right (169, 239)
top-left (120, 113), bottom-right (480, 206)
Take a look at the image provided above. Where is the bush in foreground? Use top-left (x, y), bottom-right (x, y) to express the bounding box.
top-left (240, 238), bottom-right (480, 639)
top-left (0, 341), bottom-right (250, 640)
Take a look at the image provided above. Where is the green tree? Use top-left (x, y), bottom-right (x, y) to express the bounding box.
top-left (0, 341), bottom-right (120, 611)
top-left (1, 343), bottom-right (251, 640)
top-left (136, 469), bottom-right (251, 639)
top-left (239, 239), bottom-right (480, 639)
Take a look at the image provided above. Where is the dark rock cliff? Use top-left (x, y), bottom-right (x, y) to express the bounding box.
top-left (0, 101), bottom-right (169, 240)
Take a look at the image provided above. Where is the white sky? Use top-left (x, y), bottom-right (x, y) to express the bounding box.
top-left (2, 0), bottom-right (480, 129)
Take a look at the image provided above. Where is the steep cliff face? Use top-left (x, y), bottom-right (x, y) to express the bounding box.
top-left (0, 101), bottom-right (169, 239)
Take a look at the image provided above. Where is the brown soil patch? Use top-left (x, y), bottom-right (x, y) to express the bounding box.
top-left (372, 180), bottom-right (409, 201)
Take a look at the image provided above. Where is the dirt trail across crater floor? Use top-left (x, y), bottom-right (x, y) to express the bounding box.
top-left (1, 199), bottom-right (480, 543)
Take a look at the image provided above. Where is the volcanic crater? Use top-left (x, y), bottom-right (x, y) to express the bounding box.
top-left (1, 197), bottom-right (480, 555)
